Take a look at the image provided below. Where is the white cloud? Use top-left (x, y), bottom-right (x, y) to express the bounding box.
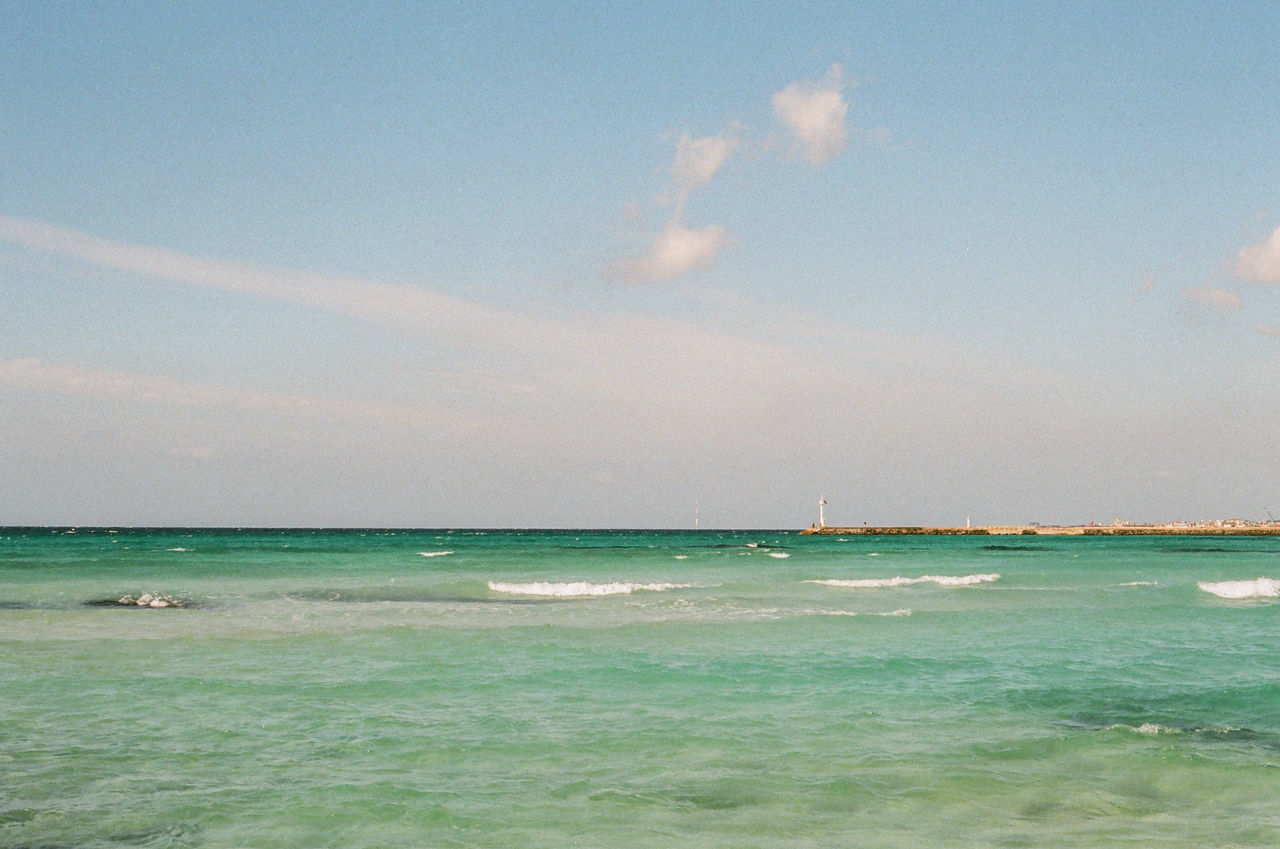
top-left (616, 221), bottom-right (729, 282)
top-left (614, 130), bottom-right (739, 282)
top-left (610, 64), bottom-right (862, 282)
top-left (771, 64), bottom-right (851, 165)
top-left (1185, 284), bottom-right (1242, 313)
top-left (1236, 224), bottom-right (1280, 283)
top-left (671, 132), bottom-right (739, 189)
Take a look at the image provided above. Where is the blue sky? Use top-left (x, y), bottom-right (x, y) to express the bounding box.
top-left (3, 1), bottom-right (1280, 527)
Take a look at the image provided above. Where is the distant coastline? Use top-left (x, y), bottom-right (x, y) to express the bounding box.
top-left (800, 522), bottom-right (1280, 536)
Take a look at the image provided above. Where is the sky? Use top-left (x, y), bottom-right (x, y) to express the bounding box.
top-left (3, 1), bottom-right (1280, 528)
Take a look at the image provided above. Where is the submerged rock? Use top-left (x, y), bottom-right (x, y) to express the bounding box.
top-left (86, 592), bottom-right (188, 608)
top-left (124, 592), bottom-right (184, 608)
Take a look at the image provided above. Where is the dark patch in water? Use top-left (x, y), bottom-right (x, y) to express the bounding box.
top-left (1065, 713), bottom-right (1280, 750)
top-left (674, 793), bottom-right (751, 810)
top-left (0, 821), bottom-right (199, 848)
top-left (1017, 800), bottom-right (1067, 820)
top-left (588, 786), bottom-right (760, 811)
top-left (111, 823), bottom-right (200, 846)
top-left (1167, 546), bottom-right (1234, 554)
top-left (84, 594), bottom-right (192, 609)
top-left (1165, 546), bottom-right (1280, 554)
top-left (0, 808), bottom-right (40, 825)
top-left (558, 542), bottom-right (789, 552)
top-left (981, 544), bottom-right (1052, 552)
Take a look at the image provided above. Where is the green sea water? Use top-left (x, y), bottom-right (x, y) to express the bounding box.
top-left (2, 528), bottom-right (1279, 848)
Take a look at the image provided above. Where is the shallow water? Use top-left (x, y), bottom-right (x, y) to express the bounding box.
top-left (3, 528), bottom-right (1279, 847)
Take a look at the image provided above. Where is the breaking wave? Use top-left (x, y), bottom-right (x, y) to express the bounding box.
top-left (419, 550), bottom-right (454, 558)
top-left (487, 581), bottom-right (692, 598)
top-left (1198, 578), bottom-right (1280, 600)
top-left (807, 573), bottom-right (1000, 589)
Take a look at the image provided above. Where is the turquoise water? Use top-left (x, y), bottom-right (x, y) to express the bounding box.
top-left (3, 528), bottom-right (1279, 848)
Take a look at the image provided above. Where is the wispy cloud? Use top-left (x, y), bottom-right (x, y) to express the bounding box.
top-left (616, 129), bottom-right (740, 283)
top-left (1236, 224), bottom-right (1280, 284)
top-left (671, 131), bottom-right (740, 191)
top-left (5, 215), bottom-right (1069, 477)
top-left (614, 221), bottom-right (729, 282)
top-left (771, 64), bottom-right (851, 165)
top-left (0, 214), bottom-right (545, 348)
top-left (1184, 284), bottom-right (1242, 313)
top-left (6, 215), bottom-right (1174, 526)
top-left (0, 356), bottom-right (412, 421)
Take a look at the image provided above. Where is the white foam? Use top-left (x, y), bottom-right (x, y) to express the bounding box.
top-left (1119, 580), bottom-right (1158, 587)
top-left (487, 581), bottom-right (692, 597)
top-left (1136, 723), bottom-right (1173, 735)
top-left (118, 592), bottom-right (184, 608)
top-left (811, 607), bottom-right (911, 618)
top-left (673, 555), bottom-right (689, 560)
top-left (1198, 578), bottom-right (1280, 600)
top-left (1107, 722), bottom-right (1182, 736)
top-left (418, 550), bottom-right (454, 558)
top-left (807, 573), bottom-right (1000, 589)
top-left (768, 552), bottom-right (790, 559)
top-left (165, 547), bottom-right (189, 552)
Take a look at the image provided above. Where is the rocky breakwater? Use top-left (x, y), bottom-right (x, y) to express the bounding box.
top-left (801, 524), bottom-right (1280, 536)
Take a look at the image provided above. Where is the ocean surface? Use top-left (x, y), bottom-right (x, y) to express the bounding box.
top-left (3, 528), bottom-right (1279, 848)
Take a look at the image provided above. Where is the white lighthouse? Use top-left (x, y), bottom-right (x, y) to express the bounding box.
top-left (818, 496), bottom-right (827, 529)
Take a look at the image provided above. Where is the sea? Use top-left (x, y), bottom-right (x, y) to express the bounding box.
top-left (2, 528), bottom-right (1279, 848)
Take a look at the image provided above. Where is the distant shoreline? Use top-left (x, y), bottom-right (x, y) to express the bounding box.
top-left (799, 523), bottom-right (1280, 536)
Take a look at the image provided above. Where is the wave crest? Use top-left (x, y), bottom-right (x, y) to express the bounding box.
top-left (807, 573), bottom-right (1000, 589)
top-left (1198, 578), bottom-right (1280, 600)
top-left (487, 581), bottom-right (692, 598)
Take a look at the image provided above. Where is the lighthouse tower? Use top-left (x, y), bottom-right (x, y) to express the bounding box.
top-left (818, 496), bottom-right (827, 529)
